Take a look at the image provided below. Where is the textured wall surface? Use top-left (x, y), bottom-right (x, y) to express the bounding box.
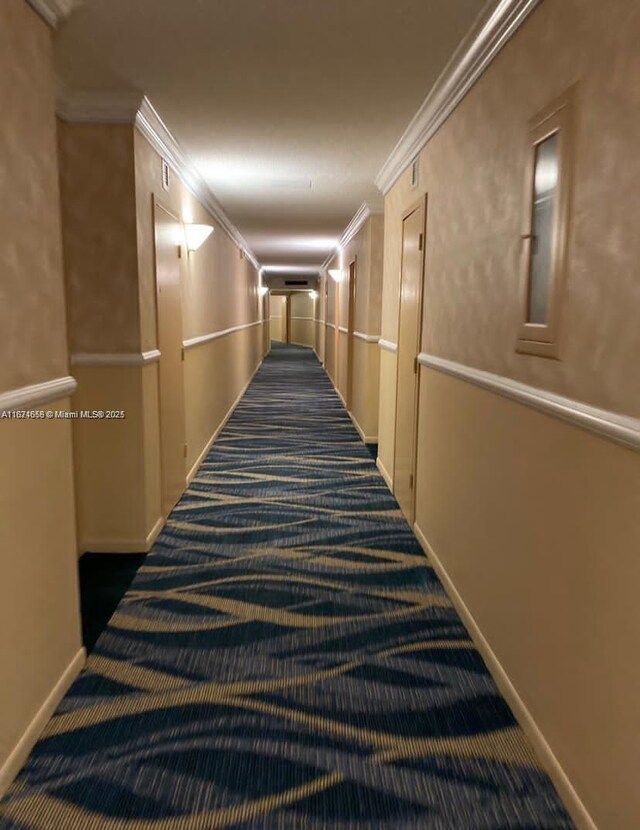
top-left (382, 0), bottom-right (640, 418)
top-left (0, 0), bottom-right (82, 797)
top-left (0, 0), bottom-right (69, 392)
top-left (58, 123), bottom-right (140, 353)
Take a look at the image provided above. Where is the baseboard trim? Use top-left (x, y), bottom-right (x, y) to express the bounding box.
top-left (376, 457), bottom-right (394, 492)
top-left (0, 647), bottom-right (86, 797)
top-left (186, 358), bottom-right (263, 485)
top-left (412, 522), bottom-right (597, 830)
top-left (348, 411), bottom-right (377, 445)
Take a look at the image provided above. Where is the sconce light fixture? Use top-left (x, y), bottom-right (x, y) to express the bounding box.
top-left (185, 223), bottom-right (214, 252)
top-left (258, 286), bottom-right (269, 296)
top-left (328, 269), bottom-right (343, 282)
top-left (309, 290), bottom-right (318, 299)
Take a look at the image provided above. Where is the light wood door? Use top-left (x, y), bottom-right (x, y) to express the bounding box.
top-left (154, 201), bottom-right (186, 516)
top-left (394, 198), bottom-right (427, 523)
top-left (346, 259), bottom-right (357, 410)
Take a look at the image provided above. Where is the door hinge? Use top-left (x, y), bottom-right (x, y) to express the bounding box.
top-left (418, 232), bottom-right (424, 251)
top-left (409, 473), bottom-right (414, 490)
top-left (183, 443), bottom-right (188, 458)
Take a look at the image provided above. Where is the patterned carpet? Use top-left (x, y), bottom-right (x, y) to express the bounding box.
top-left (0, 344), bottom-right (573, 829)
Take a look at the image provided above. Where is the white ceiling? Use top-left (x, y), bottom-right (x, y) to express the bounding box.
top-left (55, 0), bottom-right (490, 272)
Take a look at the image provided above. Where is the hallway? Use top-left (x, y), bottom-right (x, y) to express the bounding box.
top-left (0, 346), bottom-right (572, 829)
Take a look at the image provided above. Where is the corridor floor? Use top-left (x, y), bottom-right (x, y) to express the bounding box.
top-left (0, 345), bottom-right (573, 829)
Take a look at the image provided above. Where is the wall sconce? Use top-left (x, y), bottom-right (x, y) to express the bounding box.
top-left (258, 286), bottom-right (269, 296)
top-left (328, 269), bottom-right (343, 282)
top-left (184, 223), bottom-right (214, 252)
top-left (309, 290), bottom-right (318, 299)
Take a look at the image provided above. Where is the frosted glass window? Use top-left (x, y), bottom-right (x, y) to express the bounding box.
top-left (527, 133), bottom-right (558, 324)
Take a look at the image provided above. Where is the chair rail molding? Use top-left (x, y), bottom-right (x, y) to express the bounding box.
top-left (0, 376), bottom-right (77, 413)
top-left (353, 331), bottom-right (380, 343)
top-left (378, 339), bottom-right (398, 353)
top-left (56, 93), bottom-right (260, 270)
top-left (418, 353), bottom-right (640, 451)
top-left (70, 350), bottom-right (161, 367)
top-left (183, 320), bottom-right (263, 350)
top-left (375, 0), bottom-right (542, 194)
top-left (26, 0), bottom-right (79, 27)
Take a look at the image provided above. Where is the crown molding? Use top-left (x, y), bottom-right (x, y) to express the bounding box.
top-left (56, 89), bottom-right (143, 124)
top-left (135, 98), bottom-right (260, 270)
top-left (375, 0), bottom-right (542, 194)
top-left (320, 199), bottom-right (384, 273)
top-left (55, 91), bottom-right (260, 270)
top-left (26, 0), bottom-right (78, 27)
top-left (0, 376), bottom-right (77, 412)
top-left (418, 353), bottom-right (640, 452)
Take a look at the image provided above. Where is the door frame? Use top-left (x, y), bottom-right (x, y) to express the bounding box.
top-left (392, 194), bottom-right (428, 523)
top-left (152, 195), bottom-right (186, 516)
top-left (346, 258), bottom-right (357, 410)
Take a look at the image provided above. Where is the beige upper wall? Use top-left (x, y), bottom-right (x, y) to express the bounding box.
top-left (134, 132), bottom-right (260, 351)
top-left (0, 0), bottom-right (69, 392)
top-left (58, 123), bottom-right (140, 353)
top-left (382, 0), bottom-right (640, 418)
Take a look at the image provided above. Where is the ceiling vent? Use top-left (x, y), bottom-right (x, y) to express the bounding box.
top-left (284, 280), bottom-right (309, 286)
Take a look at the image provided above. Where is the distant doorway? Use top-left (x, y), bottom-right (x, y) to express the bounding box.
top-left (346, 258), bottom-right (357, 410)
top-left (153, 200), bottom-right (186, 516)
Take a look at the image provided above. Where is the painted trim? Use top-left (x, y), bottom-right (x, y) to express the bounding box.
top-left (418, 352), bottom-right (640, 451)
top-left (353, 331), bottom-right (380, 344)
top-left (325, 322), bottom-right (337, 330)
top-left (56, 93), bottom-right (260, 270)
top-left (376, 457), bottom-right (394, 492)
top-left (378, 339), bottom-right (398, 354)
top-left (183, 320), bottom-right (262, 350)
top-left (80, 514), bottom-right (164, 555)
top-left (0, 647), bottom-right (86, 796)
top-left (321, 200), bottom-right (384, 272)
top-left (413, 523), bottom-right (597, 830)
top-left (290, 316), bottom-right (314, 321)
top-left (25, 0), bottom-right (76, 27)
top-left (338, 326), bottom-right (349, 335)
top-left (0, 375), bottom-right (77, 413)
top-left (349, 411), bottom-right (378, 445)
top-left (375, 0), bottom-right (542, 194)
top-left (186, 358), bottom-right (264, 485)
top-left (71, 350), bottom-right (161, 367)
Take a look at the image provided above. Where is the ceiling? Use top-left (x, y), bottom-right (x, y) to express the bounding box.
top-left (55, 0), bottom-right (490, 273)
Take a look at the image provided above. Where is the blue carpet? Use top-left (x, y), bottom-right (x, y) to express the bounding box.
top-left (0, 344), bottom-right (573, 829)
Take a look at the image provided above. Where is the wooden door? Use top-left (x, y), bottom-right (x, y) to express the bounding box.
top-left (154, 201), bottom-right (186, 516)
top-left (346, 259), bottom-right (357, 410)
top-left (394, 197), bottom-right (427, 523)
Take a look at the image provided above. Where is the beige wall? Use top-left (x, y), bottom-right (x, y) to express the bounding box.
top-left (324, 216), bottom-right (384, 440)
top-left (0, 0), bottom-right (83, 795)
top-left (379, 1), bottom-right (640, 827)
top-left (59, 124), bottom-right (263, 553)
top-left (269, 295), bottom-right (287, 342)
top-left (289, 291), bottom-right (315, 348)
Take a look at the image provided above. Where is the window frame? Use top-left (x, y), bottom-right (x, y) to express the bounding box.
top-left (516, 86), bottom-right (575, 358)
